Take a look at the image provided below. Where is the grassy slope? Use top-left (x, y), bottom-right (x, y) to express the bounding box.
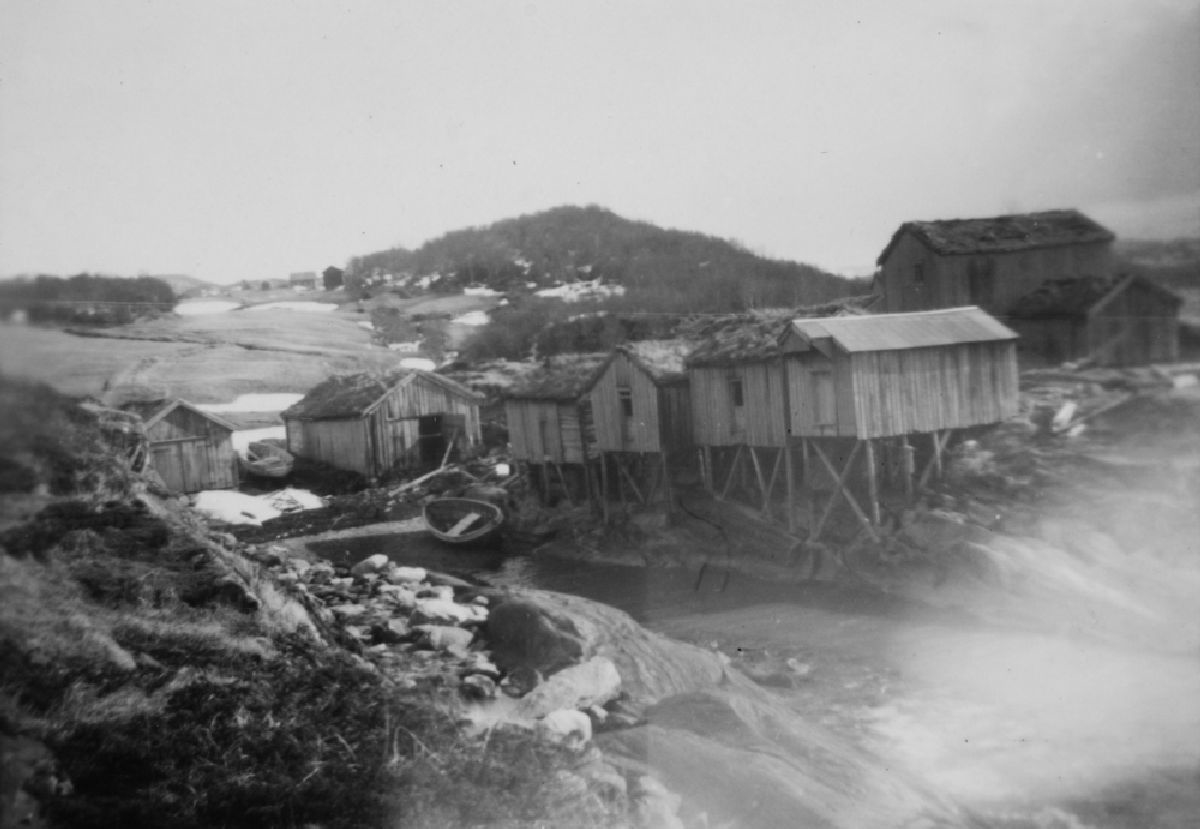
top-left (0, 308), bottom-right (403, 403)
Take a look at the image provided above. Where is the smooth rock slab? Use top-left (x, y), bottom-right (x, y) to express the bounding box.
top-left (516, 656), bottom-right (621, 718)
top-left (415, 625), bottom-right (474, 655)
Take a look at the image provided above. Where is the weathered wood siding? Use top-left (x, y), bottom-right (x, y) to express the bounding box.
top-left (145, 407), bottom-right (237, 493)
top-left (690, 361), bottom-right (787, 447)
top-left (588, 352), bottom-right (690, 454)
top-left (879, 231), bottom-right (1114, 314)
top-left (785, 351), bottom-right (858, 437)
top-left (385, 376), bottom-right (482, 446)
top-left (285, 417), bottom-right (372, 475)
top-left (505, 399), bottom-right (587, 463)
top-left (1088, 280), bottom-right (1179, 365)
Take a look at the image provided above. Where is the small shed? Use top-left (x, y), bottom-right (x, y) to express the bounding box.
top-left (504, 353), bottom-right (608, 504)
top-left (121, 399), bottom-right (239, 494)
top-left (1007, 274), bottom-right (1181, 366)
top-left (283, 370), bottom-right (484, 479)
top-left (583, 340), bottom-right (693, 509)
top-left (780, 306), bottom-right (1019, 539)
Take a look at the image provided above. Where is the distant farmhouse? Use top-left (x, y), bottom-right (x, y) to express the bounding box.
top-left (283, 371), bottom-right (483, 479)
top-left (289, 272), bottom-right (319, 291)
top-left (875, 209), bottom-right (1180, 365)
top-left (120, 399), bottom-right (239, 494)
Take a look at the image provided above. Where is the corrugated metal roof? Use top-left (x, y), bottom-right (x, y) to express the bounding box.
top-left (788, 306), bottom-right (1017, 353)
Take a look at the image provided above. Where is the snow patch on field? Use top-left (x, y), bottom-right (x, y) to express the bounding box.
top-left (451, 310), bottom-right (490, 326)
top-left (176, 301), bottom-right (241, 315)
top-left (197, 393), bottom-right (303, 413)
top-left (398, 357), bottom-right (437, 371)
top-left (246, 302), bottom-right (338, 312)
top-left (193, 491), bottom-right (281, 525)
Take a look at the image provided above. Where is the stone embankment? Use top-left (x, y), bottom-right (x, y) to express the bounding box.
top-left (245, 543), bottom-right (729, 826)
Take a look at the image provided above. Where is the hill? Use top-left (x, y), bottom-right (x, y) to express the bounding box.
top-left (347, 205), bottom-right (868, 311)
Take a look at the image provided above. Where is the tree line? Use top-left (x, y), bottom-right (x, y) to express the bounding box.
top-left (0, 274), bottom-right (177, 326)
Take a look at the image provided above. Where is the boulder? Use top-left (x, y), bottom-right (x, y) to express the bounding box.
top-left (632, 776), bottom-right (684, 829)
top-left (373, 618), bottom-right (410, 644)
top-left (487, 590), bottom-right (727, 705)
top-left (460, 674), bottom-right (497, 700)
top-left (417, 584), bottom-right (455, 602)
top-left (516, 656), bottom-right (621, 718)
top-left (329, 603), bottom-right (368, 620)
top-left (900, 509), bottom-right (995, 554)
top-left (351, 554), bottom-right (390, 576)
top-left (387, 565), bottom-right (426, 584)
top-left (377, 584), bottom-right (418, 609)
top-left (415, 625), bottom-right (474, 655)
top-left (538, 709), bottom-right (593, 746)
top-left (411, 598), bottom-right (474, 625)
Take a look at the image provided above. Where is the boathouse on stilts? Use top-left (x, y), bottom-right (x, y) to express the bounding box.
top-left (685, 313), bottom-right (797, 523)
top-left (583, 340), bottom-right (693, 520)
top-left (502, 353), bottom-right (609, 507)
top-left (779, 305), bottom-right (1019, 541)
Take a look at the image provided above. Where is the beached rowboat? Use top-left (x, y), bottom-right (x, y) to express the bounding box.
top-left (423, 497), bottom-right (505, 546)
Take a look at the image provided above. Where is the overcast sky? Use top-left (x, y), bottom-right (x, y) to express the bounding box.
top-left (2, 0), bottom-right (1198, 283)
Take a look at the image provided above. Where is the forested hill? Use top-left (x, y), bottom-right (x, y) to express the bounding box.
top-left (348, 205), bottom-right (867, 311)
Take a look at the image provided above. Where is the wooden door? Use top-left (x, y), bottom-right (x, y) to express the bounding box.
top-left (151, 444), bottom-right (185, 492)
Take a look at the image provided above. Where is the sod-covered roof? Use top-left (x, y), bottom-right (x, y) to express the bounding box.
top-left (506, 353), bottom-right (610, 400)
top-left (683, 298), bottom-right (875, 367)
top-left (284, 370), bottom-right (482, 420)
top-left (878, 209), bottom-right (1114, 264)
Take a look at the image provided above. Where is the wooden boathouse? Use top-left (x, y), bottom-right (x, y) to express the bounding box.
top-left (283, 370), bottom-right (483, 480)
top-left (684, 312), bottom-right (797, 518)
top-left (583, 340), bottom-right (693, 513)
top-left (779, 305), bottom-right (1019, 540)
top-left (121, 399), bottom-right (239, 494)
top-left (1006, 274), bottom-right (1181, 366)
top-left (503, 353), bottom-right (608, 505)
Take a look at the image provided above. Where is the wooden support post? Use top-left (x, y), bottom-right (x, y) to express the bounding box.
top-left (616, 455), bottom-right (646, 504)
top-left (539, 462), bottom-right (551, 503)
top-left (600, 455), bottom-right (610, 524)
top-left (802, 438), bottom-right (814, 530)
top-left (719, 444), bottom-right (744, 500)
top-left (705, 446), bottom-right (714, 492)
top-left (809, 440), bottom-right (878, 543)
top-left (932, 429), bottom-right (944, 481)
top-left (901, 435), bottom-right (914, 500)
top-left (554, 463), bottom-right (574, 507)
top-left (643, 454), bottom-right (662, 503)
top-left (785, 440), bottom-right (796, 533)
top-left (662, 451), bottom-right (673, 518)
top-left (864, 438), bottom-right (881, 528)
top-left (748, 446), bottom-right (769, 513)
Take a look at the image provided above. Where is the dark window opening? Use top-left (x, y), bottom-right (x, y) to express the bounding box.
top-left (914, 262), bottom-right (926, 286)
top-left (618, 387), bottom-right (633, 417)
top-left (730, 379), bottom-right (744, 407)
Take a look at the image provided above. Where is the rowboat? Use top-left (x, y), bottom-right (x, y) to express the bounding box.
top-left (240, 441), bottom-right (294, 479)
top-left (423, 497), bottom-right (505, 546)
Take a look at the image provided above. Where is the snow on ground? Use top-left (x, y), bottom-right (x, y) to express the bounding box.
top-left (534, 280), bottom-right (626, 302)
top-left (245, 302), bottom-right (339, 312)
top-left (463, 286), bottom-right (501, 296)
top-left (231, 426), bottom-right (286, 456)
top-left (197, 393), bottom-right (303, 413)
top-left (262, 488), bottom-right (324, 512)
top-left (176, 301), bottom-right (242, 315)
top-left (451, 310), bottom-right (490, 326)
top-left (193, 490), bottom-right (281, 525)
top-left (398, 357), bottom-right (437, 371)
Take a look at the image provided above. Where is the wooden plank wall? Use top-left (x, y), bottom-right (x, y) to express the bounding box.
top-left (846, 342), bottom-right (1018, 437)
top-left (690, 362), bottom-right (787, 447)
top-left (287, 418), bottom-right (372, 475)
top-left (589, 352), bottom-right (663, 453)
top-left (505, 400), bottom-right (586, 463)
top-left (657, 384), bottom-right (694, 452)
top-left (388, 377), bottom-right (482, 445)
top-left (147, 407), bottom-right (237, 491)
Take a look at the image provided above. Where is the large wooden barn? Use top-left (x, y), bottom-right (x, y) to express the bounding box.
top-left (1006, 274), bottom-right (1181, 366)
top-left (121, 399), bottom-right (239, 494)
top-left (779, 306), bottom-right (1019, 539)
top-left (875, 210), bottom-right (1115, 315)
top-left (283, 370), bottom-right (483, 479)
top-left (503, 353), bottom-right (608, 504)
top-left (584, 340), bottom-right (693, 509)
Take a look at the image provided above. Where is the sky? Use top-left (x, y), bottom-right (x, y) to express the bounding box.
top-left (1, 0), bottom-right (1198, 283)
